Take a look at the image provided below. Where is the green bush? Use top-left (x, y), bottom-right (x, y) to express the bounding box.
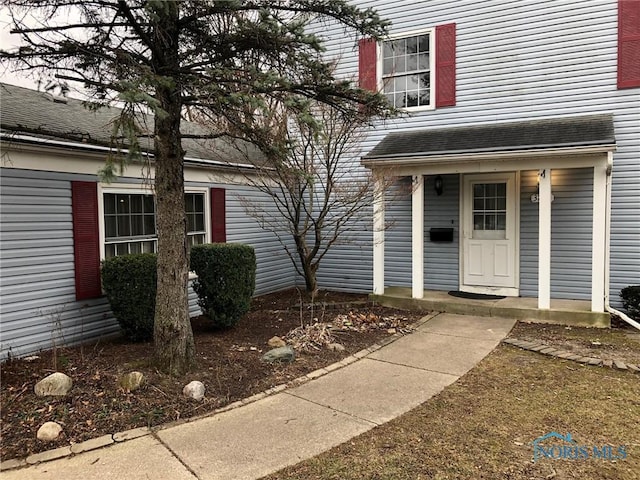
top-left (190, 243), bottom-right (256, 328)
top-left (101, 253), bottom-right (157, 341)
top-left (620, 285), bottom-right (640, 320)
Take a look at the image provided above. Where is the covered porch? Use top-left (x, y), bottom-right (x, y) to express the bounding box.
top-left (364, 114), bottom-right (617, 326)
top-left (372, 287), bottom-right (610, 327)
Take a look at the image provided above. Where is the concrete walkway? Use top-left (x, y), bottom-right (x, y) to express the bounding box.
top-left (1, 313), bottom-right (516, 480)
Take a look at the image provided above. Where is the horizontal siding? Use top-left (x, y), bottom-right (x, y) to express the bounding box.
top-left (0, 168), bottom-right (297, 359)
top-left (313, 0), bottom-right (639, 306)
top-left (0, 169), bottom-right (121, 359)
top-left (424, 174), bottom-right (460, 291)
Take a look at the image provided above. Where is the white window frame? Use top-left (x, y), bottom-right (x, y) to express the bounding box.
top-left (378, 27), bottom-right (436, 112)
top-left (97, 183), bottom-right (211, 261)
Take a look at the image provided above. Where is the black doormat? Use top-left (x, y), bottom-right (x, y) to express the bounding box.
top-left (448, 290), bottom-right (506, 300)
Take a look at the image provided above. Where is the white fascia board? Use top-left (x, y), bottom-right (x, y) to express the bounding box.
top-left (1, 135), bottom-right (262, 185)
top-left (0, 132), bottom-right (258, 170)
top-left (362, 144), bottom-right (617, 170)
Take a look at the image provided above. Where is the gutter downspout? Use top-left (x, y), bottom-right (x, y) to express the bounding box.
top-left (603, 152), bottom-right (640, 331)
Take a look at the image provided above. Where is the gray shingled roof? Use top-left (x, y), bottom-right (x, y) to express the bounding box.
top-left (363, 114), bottom-right (616, 162)
top-left (0, 83), bottom-right (263, 166)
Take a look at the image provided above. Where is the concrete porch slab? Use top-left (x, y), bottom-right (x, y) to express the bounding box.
top-left (372, 287), bottom-right (610, 328)
top-left (288, 358), bottom-right (457, 425)
top-left (156, 392), bottom-right (374, 480)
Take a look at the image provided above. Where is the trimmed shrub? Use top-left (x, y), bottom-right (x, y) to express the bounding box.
top-left (101, 253), bottom-right (157, 341)
top-left (620, 285), bottom-right (640, 320)
top-left (190, 243), bottom-right (256, 328)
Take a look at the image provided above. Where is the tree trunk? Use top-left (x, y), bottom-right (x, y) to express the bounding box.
top-left (294, 234), bottom-right (318, 295)
top-left (152, 4), bottom-right (195, 375)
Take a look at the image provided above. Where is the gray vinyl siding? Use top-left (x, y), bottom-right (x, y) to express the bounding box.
top-left (424, 174), bottom-right (460, 291)
top-left (384, 179), bottom-right (411, 287)
top-left (520, 168), bottom-right (594, 300)
top-left (0, 167), bottom-right (297, 359)
top-left (313, 0), bottom-right (639, 305)
top-left (0, 169), bottom-right (118, 359)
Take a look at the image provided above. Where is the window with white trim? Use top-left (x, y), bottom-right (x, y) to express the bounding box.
top-left (103, 192), bottom-right (206, 258)
top-left (382, 32), bottom-right (432, 109)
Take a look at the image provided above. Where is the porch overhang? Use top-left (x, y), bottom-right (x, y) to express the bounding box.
top-left (362, 114), bottom-right (616, 170)
top-left (366, 114), bottom-right (617, 321)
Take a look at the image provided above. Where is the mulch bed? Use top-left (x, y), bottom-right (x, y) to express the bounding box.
top-left (0, 289), bottom-right (426, 461)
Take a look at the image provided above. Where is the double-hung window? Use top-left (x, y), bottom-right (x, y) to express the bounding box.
top-left (382, 32), bottom-right (432, 109)
top-left (358, 23), bottom-right (456, 109)
top-left (103, 191), bottom-right (206, 258)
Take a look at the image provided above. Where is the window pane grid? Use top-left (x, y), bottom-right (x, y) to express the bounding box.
top-left (104, 192), bottom-right (205, 258)
top-left (382, 33), bottom-right (430, 108)
top-left (472, 183), bottom-right (507, 231)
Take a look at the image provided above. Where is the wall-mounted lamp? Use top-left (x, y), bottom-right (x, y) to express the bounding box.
top-left (434, 175), bottom-right (444, 196)
top-left (530, 170), bottom-right (555, 203)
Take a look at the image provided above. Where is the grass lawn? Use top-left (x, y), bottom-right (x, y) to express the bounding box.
top-left (265, 342), bottom-right (640, 480)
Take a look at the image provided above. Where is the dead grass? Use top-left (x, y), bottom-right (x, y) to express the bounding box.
top-left (265, 331), bottom-right (640, 480)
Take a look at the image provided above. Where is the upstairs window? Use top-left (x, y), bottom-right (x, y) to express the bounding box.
top-left (382, 33), bottom-right (432, 109)
top-left (358, 23), bottom-right (456, 109)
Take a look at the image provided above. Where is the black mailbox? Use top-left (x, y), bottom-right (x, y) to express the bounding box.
top-left (429, 227), bottom-right (454, 242)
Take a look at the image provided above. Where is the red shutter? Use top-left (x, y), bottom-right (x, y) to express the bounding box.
top-left (618, 0), bottom-right (640, 89)
top-left (210, 188), bottom-right (226, 243)
top-left (435, 23), bottom-right (456, 108)
top-left (358, 38), bottom-right (378, 91)
top-left (71, 181), bottom-right (102, 300)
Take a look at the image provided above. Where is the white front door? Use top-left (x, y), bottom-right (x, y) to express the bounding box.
top-left (462, 173), bottom-right (519, 296)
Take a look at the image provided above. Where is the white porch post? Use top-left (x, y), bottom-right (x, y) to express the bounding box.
top-left (372, 176), bottom-right (385, 295)
top-left (591, 161), bottom-right (607, 313)
top-left (538, 169), bottom-right (551, 309)
top-left (412, 175), bottom-right (424, 299)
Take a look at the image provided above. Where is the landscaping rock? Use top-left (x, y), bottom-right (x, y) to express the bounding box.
top-left (261, 346), bottom-right (295, 364)
top-left (183, 381), bottom-right (205, 401)
top-left (34, 372), bottom-right (72, 397)
top-left (268, 336), bottom-right (286, 348)
top-left (613, 360), bottom-right (628, 370)
top-left (327, 343), bottom-right (346, 352)
top-left (37, 422), bottom-right (63, 442)
top-left (118, 371), bottom-right (145, 392)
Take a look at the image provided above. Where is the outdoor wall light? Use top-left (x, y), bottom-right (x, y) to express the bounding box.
top-left (531, 171), bottom-right (555, 203)
top-left (434, 175), bottom-right (444, 196)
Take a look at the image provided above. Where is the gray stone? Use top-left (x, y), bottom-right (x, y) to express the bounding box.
top-left (0, 458), bottom-right (27, 471)
top-left (70, 434), bottom-right (114, 454)
top-left (613, 360), bottom-right (628, 370)
top-left (530, 345), bottom-right (548, 352)
top-left (26, 446), bottom-right (71, 464)
top-left (267, 336), bottom-right (286, 348)
top-left (261, 346), bottom-right (295, 364)
top-left (603, 359), bottom-right (613, 368)
top-left (627, 364), bottom-right (640, 373)
top-left (587, 358), bottom-right (603, 366)
top-left (183, 381), bottom-right (205, 401)
top-left (327, 343), bottom-right (345, 352)
top-left (118, 371), bottom-right (145, 392)
top-left (37, 421), bottom-right (63, 441)
top-left (113, 427), bottom-right (151, 442)
top-left (34, 372), bottom-right (72, 396)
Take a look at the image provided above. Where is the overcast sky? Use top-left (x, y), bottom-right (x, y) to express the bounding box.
top-left (0, 7), bottom-right (40, 89)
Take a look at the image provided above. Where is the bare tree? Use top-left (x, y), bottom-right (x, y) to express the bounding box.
top-left (236, 102), bottom-right (394, 296)
top-left (0, 0), bottom-right (391, 375)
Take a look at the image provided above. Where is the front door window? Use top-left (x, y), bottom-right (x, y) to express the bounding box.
top-left (472, 182), bottom-right (507, 240)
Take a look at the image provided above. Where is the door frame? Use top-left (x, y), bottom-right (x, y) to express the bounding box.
top-left (459, 171), bottom-right (521, 297)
